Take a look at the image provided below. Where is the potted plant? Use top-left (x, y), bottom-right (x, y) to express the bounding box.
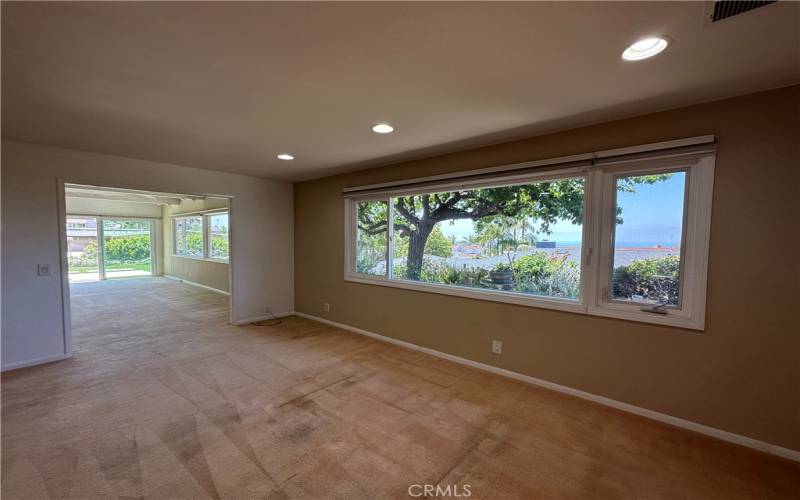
top-left (489, 262), bottom-right (514, 285)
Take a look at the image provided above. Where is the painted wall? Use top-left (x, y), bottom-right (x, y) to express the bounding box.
top-left (162, 198), bottom-right (230, 292)
top-left (1, 140), bottom-right (294, 370)
top-left (65, 197), bottom-right (162, 218)
top-left (294, 86), bottom-right (800, 452)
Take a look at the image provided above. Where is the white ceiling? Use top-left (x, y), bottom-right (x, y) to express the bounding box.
top-left (65, 184), bottom-right (206, 206)
top-left (2, 2), bottom-right (798, 181)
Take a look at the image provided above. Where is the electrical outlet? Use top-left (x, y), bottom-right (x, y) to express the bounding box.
top-left (37, 264), bottom-right (51, 276)
top-left (323, 303), bottom-right (330, 312)
top-left (263, 305), bottom-right (269, 314)
top-left (491, 340), bottom-right (503, 355)
top-left (188, 272), bottom-right (193, 279)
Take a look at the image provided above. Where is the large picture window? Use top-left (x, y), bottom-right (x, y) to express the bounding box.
top-left (387, 178), bottom-right (585, 300)
top-left (344, 142), bottom-right (714, 330)
top-left (173, 211), bottom-right (229, 262)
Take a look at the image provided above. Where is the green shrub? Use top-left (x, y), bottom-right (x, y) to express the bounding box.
top-left (104, 235), bottom-right (151, 263)
top-left (211, 236), bottom-right (229, 257)
top-left (394, 259), bottom-right (488, 287)
top-left (69, 242), bottom-right (98, 267)
top-left (511, 252), bottom-right (550, 281)
top-left (452, 266), bottom-right (489, 287)
top-left (511, 252), bottom-right (580, 299)
top-left (186, 232), bottom-right (203, 255)
top-left (394, 253), bottom-right (581, 298)
top-left (612, 255), bottom-right (679, 305)
top-left (393, 252), bottom-right (581, 299)
top-left (356, 231), bottom-right (386, 273)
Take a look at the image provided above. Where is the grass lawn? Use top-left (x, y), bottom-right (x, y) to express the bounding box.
top-left (69, 262), bottom-right (151, 274)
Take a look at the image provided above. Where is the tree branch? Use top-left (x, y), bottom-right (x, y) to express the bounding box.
top-left (429, 191), bottom-right (463, 220)
top-left (357, 220), bottom-right (388, 236)
top-left (394, 198), bottom-right (419, 225)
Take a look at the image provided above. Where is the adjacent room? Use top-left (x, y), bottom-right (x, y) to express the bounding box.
top-left (62, 184), bottom-right (233, 354)
top-left (1, 2), bottom-right (798, 499)
top-left (65, 184), bottom-right (231, 287)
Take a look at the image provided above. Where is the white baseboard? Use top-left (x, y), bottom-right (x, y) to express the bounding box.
top-left (1, 352), bottom-right (72, 372)
top-left (231, 311), bottom-right (295, 325)
top-left (294, 312), bottom-right (800, 463)
top-left (164, 274), bottom-right (230, 295)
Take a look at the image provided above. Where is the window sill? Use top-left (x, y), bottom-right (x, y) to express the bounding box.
top-left (344, 274), bottom-right (585, 315)
top-left (344, 274), bottom-right (704, 331)
top-left (172, 254), bottom-right (229, 264)
top-left (587, 304), bottom-right (703, 331)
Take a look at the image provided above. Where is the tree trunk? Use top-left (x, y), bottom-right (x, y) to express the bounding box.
top-left (405, 224), bottom-right (433, 280)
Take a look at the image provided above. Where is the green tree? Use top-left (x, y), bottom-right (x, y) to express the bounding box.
top-left (425, 226), bottom-right (453, 258)
top-left (359, 182), bottom-right (585, 280)
top-left (393, 225), bottom-right (453, 258)
top-left (475, 215), bottom-right (533, 256)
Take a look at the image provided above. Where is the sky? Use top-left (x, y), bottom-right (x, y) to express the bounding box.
top-left (438, 173), bottom-right (686, 246)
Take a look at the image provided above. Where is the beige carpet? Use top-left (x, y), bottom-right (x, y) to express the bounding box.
top-left (2, 277), bottom-right (798, 499)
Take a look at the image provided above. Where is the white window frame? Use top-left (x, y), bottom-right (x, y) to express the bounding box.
top-left (587, 155), bottom-right (714, 329)
top-left (173, 215), bottom-right (205, 259)
top-left (205, 212), bottom-right (230, 263)
top-left (66, 215), bottom-right (157, 280)
top-left (172, 211), bottom-right (229, 262)
top-left (344, 152), bottom-right (714, 330)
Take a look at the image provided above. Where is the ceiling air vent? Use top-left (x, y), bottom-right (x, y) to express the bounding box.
top-left (710, 1), bottom-right (777, 22)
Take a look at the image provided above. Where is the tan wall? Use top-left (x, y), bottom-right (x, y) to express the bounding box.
top-left (163, 198), bottom-right (230, 292)
top-left (294, 86), bottom-right (800, 451)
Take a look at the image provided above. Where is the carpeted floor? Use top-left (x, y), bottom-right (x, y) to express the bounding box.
top-left (2, 277), bottom-right (798, 499)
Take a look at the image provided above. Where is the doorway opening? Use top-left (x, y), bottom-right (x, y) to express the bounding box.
top-left (62, 183), bottom-right (233, 354)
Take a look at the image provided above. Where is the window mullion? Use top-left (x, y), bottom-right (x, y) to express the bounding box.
top-left (580, 171), bottom-right (602, 308)
top-left (97, 217), bottom-right (106, 280)
top-left (348, 200), bottom-right (355, 274)
top-left (387, 197), bottom-right (394, 279)
top-left (596, 169), bottom-right (616, 306)
top-left (203, 215), bottom-right (210, 259)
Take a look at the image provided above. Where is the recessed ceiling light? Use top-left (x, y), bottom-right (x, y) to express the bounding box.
top-left (372, 123), bottom-right (394, 134)
top-left (622, 37), bottom-right (669, 61)
top-left (277, 153), bottom-right (294, 160)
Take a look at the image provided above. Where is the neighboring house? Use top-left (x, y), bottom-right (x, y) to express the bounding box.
top-left (453, 243), bottom-right (483, 258)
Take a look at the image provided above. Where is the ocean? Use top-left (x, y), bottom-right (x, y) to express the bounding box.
top-left (549, 240), bottom-right (679, 248)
